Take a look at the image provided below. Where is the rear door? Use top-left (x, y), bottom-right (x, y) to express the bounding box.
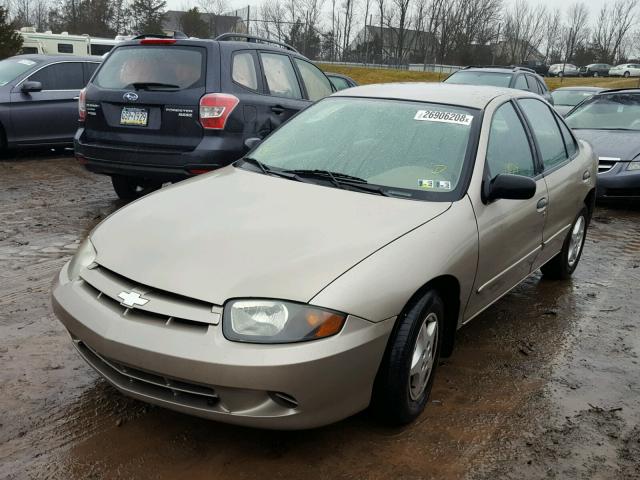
top-left (83, 43), bottom-right (210, 159)
top-left (517, 98), bottom-right (587, 268)
top-left (257, 51), bottom-right (310, 131)
top-left (10, 61), bottom-right (84, 144)
top-left (292, 57), bottom-right (333, 100)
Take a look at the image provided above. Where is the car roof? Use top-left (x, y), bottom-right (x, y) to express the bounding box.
top-left (332, 82), bottom-right (537, 109)
top-left (553, 86), bottom-right (605, 92)
top-left (11, 54), bottom-right (102, 62)
top-left (455, 67), bottom-right (516, 75)
top-left (598, 88), bottom-right (640, 95)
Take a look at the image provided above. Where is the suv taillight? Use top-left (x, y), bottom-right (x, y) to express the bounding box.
top-left (199, 93), bottom-right (239, 130)
top-left (78, 88), bottom-right (86, 121)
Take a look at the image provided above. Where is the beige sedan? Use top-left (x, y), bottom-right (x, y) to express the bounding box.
top-left (52, 83), bottom-right (597, 429)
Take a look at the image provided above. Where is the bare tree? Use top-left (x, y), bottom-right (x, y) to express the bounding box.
top-left (542, 8), bottom-right (562, 62)
top-left (563, 2), bottom-right (589, 63)
top-left (592, 0), bottom-right (637, 64)
top-left (501, 0), bottom-right (547, 64)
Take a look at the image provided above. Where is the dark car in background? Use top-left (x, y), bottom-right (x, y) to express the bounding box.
top-left (444, 66), bottom-right (553, 104)
top-left (579, 64), bottom-right (612, 77)
top-left (75, 33), bottom-right (335, 200)
top-left (565, 88), bottom-right (640, 198)
top-left (0, 54), bottom-right (101, 152)
top-left (551, 86), bottom-right (604, 116)
top-left (516, 60), bottom-right (548, 77)
top-left (326, 72), bottom-right (358, 90)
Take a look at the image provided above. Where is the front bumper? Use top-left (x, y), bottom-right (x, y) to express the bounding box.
top-left (51, 264), bottom-right (394, 429)
top-left (597, 162), bottom-right (640, 198)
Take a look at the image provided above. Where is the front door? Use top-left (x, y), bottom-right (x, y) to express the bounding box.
top-left (10, 61), bottom-right (84, 145)
top-left (466, 100), bottom-right (548, 318)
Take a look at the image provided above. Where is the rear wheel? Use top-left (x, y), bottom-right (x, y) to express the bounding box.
top-left (558, 72), bottom-right (564, 78)
top-left (624, 71), bottom-right (630, 78)
top-left (111, 175), bottom-right (161, 201)
top-left (542, 207), bottom-right (588, 280)
top-left (372, 290), bottom-right (444, 425)
top-left (593, 71), bottom-right (599, 77)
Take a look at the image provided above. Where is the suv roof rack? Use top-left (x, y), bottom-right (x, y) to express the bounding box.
top-left (215, 33), bottom-right (299, 53)
top-left (463, 65), bottom-right (537, 74)
top-left (133, 31), bottom-right (188, 40)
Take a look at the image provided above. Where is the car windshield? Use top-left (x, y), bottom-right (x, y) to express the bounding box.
top-left (244, 97), bottom-right (477, 199)
top-left (551, 90), bottom-right (597, 106)
top-left (565, 94), bottom-right (640, 130)
top-left (0, 57), bottom-right (41, 86)
top-left (445, 71), bottom-right (511, 87)
top-left (93, 45), bottom-right (205, 90)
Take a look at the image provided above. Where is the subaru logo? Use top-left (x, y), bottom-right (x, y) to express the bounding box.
top-left (123, 92), bottom-right (138, 102)
top-left (117, 290), bottom-right (149, 308)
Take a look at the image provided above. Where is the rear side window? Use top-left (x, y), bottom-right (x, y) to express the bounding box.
top-left (519, 98), bottom-right (567, 169)
top-left (329, 76), bottom-right (350, 90)
top-left (232, 52), bottom-right (258, 90)
top-left (93, 46), bottom-right (205, 90)
top-left (29, 62), bottom-right (84, 90)
top-left (84, 62), bottom-right (99, 83)
top-left (261, 53), bottom-right (301, 99)
top-left (486, 102), bottom-right (536, 178)
top-left (514, 75), bottom-right (528, 90)
top-left (556, 116), bottom-right (578, 157)
top-left (294, 58), bottom-right (332, 101)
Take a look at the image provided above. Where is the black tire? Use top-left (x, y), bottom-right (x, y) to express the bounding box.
top-left (542, 207), bottom-right (588, 280)
top-left (624, 71), bottom-right (630, 78)
top-left (372, 290), bottom-right (444, 426)
top-left (593, 71), bottom-right (599, 77)
top-left (558, 72), bottom-right (564, 78)
top-left (111, 175), bottom-right (160, 201)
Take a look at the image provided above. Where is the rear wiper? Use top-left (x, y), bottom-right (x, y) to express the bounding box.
top-left (131, 82), bottom-right (180, 90)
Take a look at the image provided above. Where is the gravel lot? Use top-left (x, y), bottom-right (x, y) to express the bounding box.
top-left (1, 153), bottom-right (639, 479)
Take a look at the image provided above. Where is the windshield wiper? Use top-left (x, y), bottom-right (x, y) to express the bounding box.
top-left (241, 157), bottom-right (303, 182)
top-left (131, 82), bottom-right (180, 90)
top-left (289, 169), bottom-right (368, 184)
top-left (288, 169), bottom-right (396, 196)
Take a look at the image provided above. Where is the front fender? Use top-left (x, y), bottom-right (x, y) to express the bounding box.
top-left (310, 197), bottom-right (479, 325)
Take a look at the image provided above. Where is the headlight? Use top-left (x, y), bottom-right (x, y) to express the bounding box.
top-left (627, 161), bottom-right (640, 171)
top-left (223, 299), bottom-right (346, 344)
top-left (67, 237), bottom-right (97, 280)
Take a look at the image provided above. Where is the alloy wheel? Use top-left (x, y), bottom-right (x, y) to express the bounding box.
top-left (568, 215), bottom-right (586, 267)
top-left (408, 313), bottom-right (438, 401)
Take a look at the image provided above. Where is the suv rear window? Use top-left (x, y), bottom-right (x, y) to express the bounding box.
top-left (93, 46), bottom-right (205, 90)
top-left (445, 71), bottom-right (512, 88)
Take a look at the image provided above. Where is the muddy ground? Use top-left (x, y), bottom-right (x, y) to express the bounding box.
top-left (1, 153), bottom-right (639, 480)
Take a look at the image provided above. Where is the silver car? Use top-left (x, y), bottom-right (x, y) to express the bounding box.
top-left (52, 84), bottom-right (597, 429)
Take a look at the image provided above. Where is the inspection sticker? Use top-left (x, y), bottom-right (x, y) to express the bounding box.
top-left (414, 110), bottom-right (473, 126)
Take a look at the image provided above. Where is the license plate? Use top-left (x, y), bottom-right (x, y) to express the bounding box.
top-left (120, 107), bottom-right (148, 126)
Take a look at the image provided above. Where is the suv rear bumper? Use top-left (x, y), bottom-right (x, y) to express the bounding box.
top-left (75, 128), bottom-right (245, 181)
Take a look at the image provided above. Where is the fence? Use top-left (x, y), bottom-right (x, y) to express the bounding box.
top-left (408, 63), bottom-right (463, 74)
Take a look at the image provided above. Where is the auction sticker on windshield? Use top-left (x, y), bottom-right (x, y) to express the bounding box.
top-left (414, 110), bottom-right (473, 126)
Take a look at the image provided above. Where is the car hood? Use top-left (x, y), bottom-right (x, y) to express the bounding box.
top-left (91, 167), bottom-right (451, 306)
top-left (572, 129), bottom-right (640, 161)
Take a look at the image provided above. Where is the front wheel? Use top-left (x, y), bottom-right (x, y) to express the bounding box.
top-left (558, 72), bottom-right (564, 78)
top-left (624, 71), bottom-right (630, 78)
top-left (593, 71), bottom-right (599, 77)
top-left (372, 290), bottom-right (444, 425)
top-left (542, 207), bottom-right (588, 280)
top-left (111, 175), bottom-right (161, 201)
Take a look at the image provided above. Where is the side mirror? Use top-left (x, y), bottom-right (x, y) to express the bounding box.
top-left (484, 174), bottom-right (536, 202)
top-left (244, 137), bottom-right (261, 150)
top-left (21, 81), bottom-right (42, 93)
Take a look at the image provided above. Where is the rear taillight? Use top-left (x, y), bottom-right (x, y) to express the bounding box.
top-left (199, 93), bottom-right (239, 130)
top-left (78, 88), bottom-right (86, 121)
top-left (139, 39), bottom-right (176, 45)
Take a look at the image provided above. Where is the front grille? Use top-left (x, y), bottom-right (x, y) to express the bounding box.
top-left (76, 341), bottom-right (220, 409)
top-left (598, 159), bottom-right (618, 173)
top-left (79, 264), bottom-right (221, 332)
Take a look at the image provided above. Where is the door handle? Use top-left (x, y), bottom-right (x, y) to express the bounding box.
top-left (536, 197), bottom-right (548, 212)
top-left (271, 105), bottom-right (285, 114)
top-left (582, 170), bottom-right (591, 181)
top-left (73, 96), bottom-right (79, 100)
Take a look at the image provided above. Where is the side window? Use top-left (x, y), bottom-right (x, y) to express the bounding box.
top-left (58, 43), bottom-right (73, 54)
top-left (330, 76), bottom-right (350, 90)
top-left (84, 62), bottom-right (99, 84)
top-left (260, 53), bottom-right (302, 99)
top-left (519, 98), bottom-right (567, 169)
top-left (514, 75), bottom-right (528, 90)
top-left (486, 102), bottom-right (536, 179)
top-left (293, 58), bottom-right (333, 101)
top-left (232, 52), bottom-right (258, 90)
top-left (536, 79), bottom-right (547, 94)
top-left (29, 63), bottom-right (84, 90)
top-left (556, 115), bottom-right (578, 158)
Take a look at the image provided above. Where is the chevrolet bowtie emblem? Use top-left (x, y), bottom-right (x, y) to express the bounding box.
top-left (118, 290), bottom-right (149, 308)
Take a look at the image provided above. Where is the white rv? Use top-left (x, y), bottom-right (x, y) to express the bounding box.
top-left (18, 28), bottom-right (120, 56)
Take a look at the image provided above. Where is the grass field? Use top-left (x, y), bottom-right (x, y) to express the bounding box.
top-left (318, 64), bottom-right (640, 91)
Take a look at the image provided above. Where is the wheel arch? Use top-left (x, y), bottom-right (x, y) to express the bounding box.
top-left (584, 187), bottom-right (596, 224)
top-left (395, 274), bottom-right (461, 358)
top-left (0, 120), bottom-right (6, 149)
